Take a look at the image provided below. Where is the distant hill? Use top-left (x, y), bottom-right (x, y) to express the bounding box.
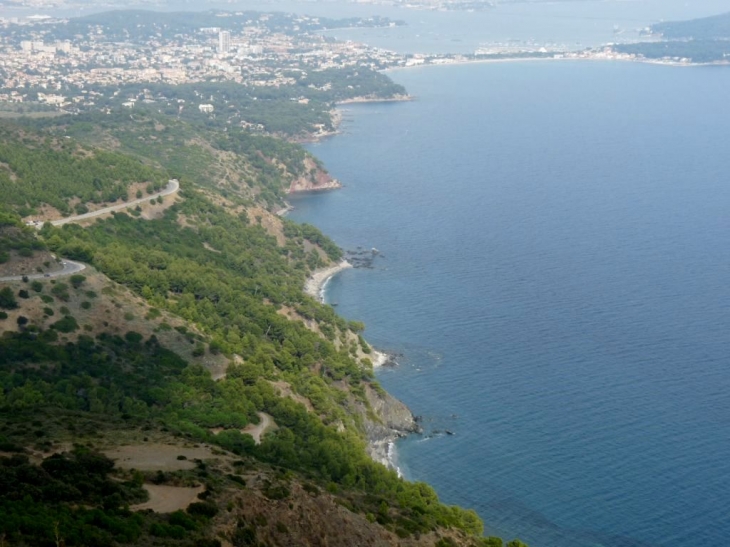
top-left (652, 11), bottom-right (730, 40)
top-left (610, 11), bottom-right (730, 63)
top-left (614, 39), bottom-right (730, 63)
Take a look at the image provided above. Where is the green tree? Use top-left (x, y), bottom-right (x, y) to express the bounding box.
top-left (0, 287), bottom-right (18, 309)
top-left (69, 274), bottom-right (86, 288)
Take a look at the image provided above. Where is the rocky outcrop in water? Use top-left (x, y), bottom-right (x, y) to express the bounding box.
top-left (344, 247), bottom-right (381, 269)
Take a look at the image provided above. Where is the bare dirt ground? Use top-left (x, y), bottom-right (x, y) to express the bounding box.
top-left (104, 443), bottom-right (216, 471)
top-left (241, 412), bottom-right (277, 445)
top-left (132, 484), bottom-right (205, 513)
top-left (245, 205), bottom-right (286, 245)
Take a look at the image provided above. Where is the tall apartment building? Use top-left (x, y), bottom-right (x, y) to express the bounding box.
top-left (218, 31), bottom-right (231, 54)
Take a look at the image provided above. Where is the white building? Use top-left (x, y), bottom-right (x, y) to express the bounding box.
top-left (56, 41), bottom-right (73, 53)
top-left (218, 31), bottom-right (231, 54)
top-left (199, 104), bottom-right (214, 113)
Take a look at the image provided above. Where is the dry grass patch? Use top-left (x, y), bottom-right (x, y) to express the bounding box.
top-left (245, 206), bottom-right (286, 245)
top-left (132, 484), bottom-right (206, 513)
top-left (104, 443), bottom-right (216, 472)
top-left (0, 270), bottom-right (232, 375)
top-left (0, 249), bottom-right (61, 278)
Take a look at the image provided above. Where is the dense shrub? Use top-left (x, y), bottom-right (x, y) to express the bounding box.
top-left (0, 287), bottom-right (18, 309)
top-left (50, 315), bottom-right (79, 333)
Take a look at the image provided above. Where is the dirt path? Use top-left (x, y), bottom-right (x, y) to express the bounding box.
top-left (242, 412), bottom-right (277, 445)
top-left (45, 179), bottom-right (179, 228)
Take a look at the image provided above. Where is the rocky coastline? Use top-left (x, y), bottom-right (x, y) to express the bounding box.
top-left (298, 96), bottom-right (411, 144)
top-left (304, 260), bottom-right (421, 473)
top-left (286, 156), bottom-right (342, 193)
top-left (335, 93), bottom-right (412, 105)
top-left (363, 384), bottom-right (421, 473)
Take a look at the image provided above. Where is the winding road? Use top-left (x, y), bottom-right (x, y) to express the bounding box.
top-left (0, 180), bottom-right (179, 283)
top-left (47, 178), bottom-right (179, 227)
top-left (0, 258), bottom-right (86, 283)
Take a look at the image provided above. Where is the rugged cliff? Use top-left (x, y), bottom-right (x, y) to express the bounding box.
top-left (287, 156), bottom-right (342, 193)
top-left (363, 384), bottom-right (421, 469)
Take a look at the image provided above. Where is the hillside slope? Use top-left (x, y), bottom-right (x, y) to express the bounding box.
top-left (0, 124), bottom-right (525, 546)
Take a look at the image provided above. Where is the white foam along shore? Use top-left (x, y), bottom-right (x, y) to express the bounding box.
top-left (369, 349), bottom-right (389, 368)
top-left (304, 260), bottom-right (352, 303)
top-left (369, 439), bottom-right (404, 478)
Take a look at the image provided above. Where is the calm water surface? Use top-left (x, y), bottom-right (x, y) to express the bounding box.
top-left (289, 61), bottom-right (730, 547)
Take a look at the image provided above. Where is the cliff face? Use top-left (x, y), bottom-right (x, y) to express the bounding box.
top-left (287, 156), bottom-right (342, 193)
top-left (362, 384), bottom-right (421, 470)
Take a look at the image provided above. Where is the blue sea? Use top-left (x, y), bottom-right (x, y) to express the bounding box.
top-left (289, 61), bottom-right (730, 547)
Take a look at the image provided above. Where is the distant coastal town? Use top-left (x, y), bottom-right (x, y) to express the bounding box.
top-left (0, 9), bottom-right (728, 126)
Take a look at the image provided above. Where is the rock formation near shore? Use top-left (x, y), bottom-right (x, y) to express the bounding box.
top-left (287, 156), bottom-right (342, 193)
top-left (362, 384), bottom-right (421, 470)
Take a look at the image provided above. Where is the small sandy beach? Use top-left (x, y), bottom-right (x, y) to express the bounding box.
top-left (304, 260), bottom-right (352, 302)
top-left (305, 261), bottom-right (392, 369)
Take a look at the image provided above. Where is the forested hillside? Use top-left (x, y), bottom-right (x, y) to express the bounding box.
top-left (0, 125), bottom-right (168, 218)
top-left (652, 11), bottom-right (730, 39)
top-left (0, 123), bottom-right (526, 546)
top-left (0, 212), bottom-right (46, 263)
top-left (614, 11), bottom-right (730, 63)
top-left (614, 39), bottom-right (730, 63)
top-left (30, 110), bottom-right (336, 210)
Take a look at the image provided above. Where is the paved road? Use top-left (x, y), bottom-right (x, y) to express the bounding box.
top-left (1, 180), bottom-right (179, 283)
top-left (0, 258), bottom-right (86, 283)
top-left (43, 178), bottom-right (179, 228)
